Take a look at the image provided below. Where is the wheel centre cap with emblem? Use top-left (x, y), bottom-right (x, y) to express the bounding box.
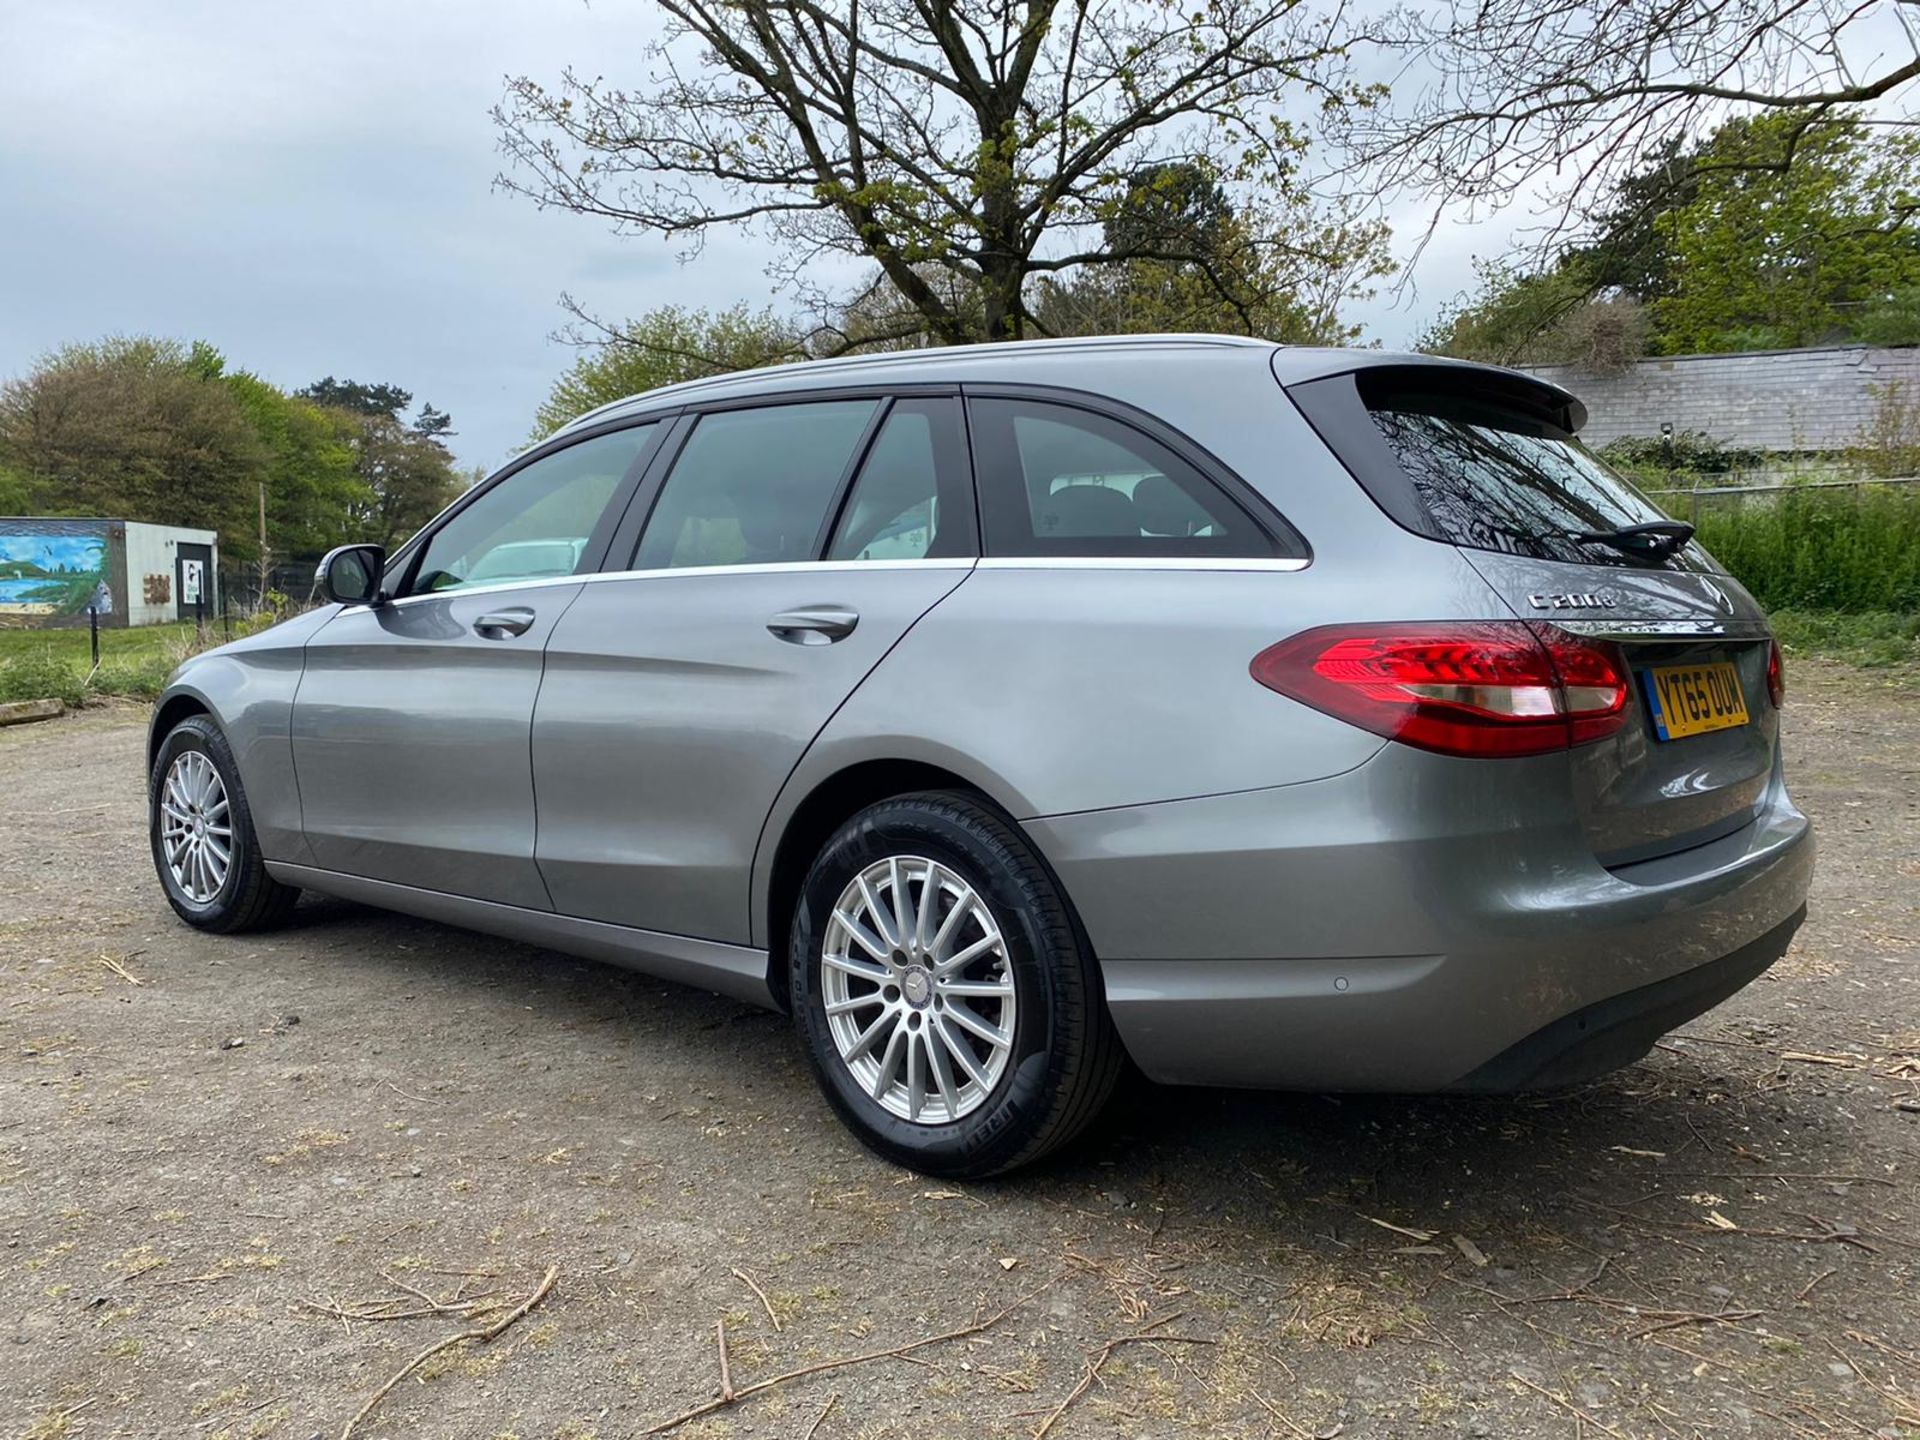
top-left (900, 965), bottom-right (933, 1008)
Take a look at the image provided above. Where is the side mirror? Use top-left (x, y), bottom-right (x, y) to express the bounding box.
top-left (317, 544), bottom-right (387, 607)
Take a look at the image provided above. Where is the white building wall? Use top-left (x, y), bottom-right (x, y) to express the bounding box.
top-left (123, 523), bottom-right (219, 627)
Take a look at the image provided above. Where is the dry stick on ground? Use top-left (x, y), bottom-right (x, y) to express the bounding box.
top-left (1798, 1267), bottom-right (1840, 1302)
top-left (94, 952), bottom-right (144, 986)
top-left (1030, 1314), bottom-right (1217, 1440)
top-left (715, 1319), bottom-right (734, 1402)
top-left (1627, 1308), bottom-right (1762, 1341)
top-left (639, 1275), bottom-right (1061, 1436)
top-left (1508, 1370), bottom-right (1629, 1440)
top-left (338, 1265), bottom-right (557, 1440)
top-left (802, 1391), bottom-right (838, 1440)
top-left (731, 1266), bottom-right (782, 1331)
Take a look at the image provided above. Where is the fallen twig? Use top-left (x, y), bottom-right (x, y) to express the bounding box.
top-left (151, 1272), bottom-right (233, 1288)
top-left (802, 1391), bottom-right (838, 1440)
top-left (639, 1274), bottom-right (1059, 1436)
top-left (1509, 1370), bottom-right (1628, 1440)
top-left (715, 1319), bottom-right (734, 1402)
top-left (1797, 1267), bottom-right (1840, 1302)
top-left (338, 1265), bottom-right (557, 1440)
top-left (1031, 1315), bottom-right (1215, 1440)
top-left (94, 952), bottom-right (144, 987)
top-left (731, 1266), bottom-right (782, 1331)
top-left (1627, 1308), bottom-right (1762, 1341)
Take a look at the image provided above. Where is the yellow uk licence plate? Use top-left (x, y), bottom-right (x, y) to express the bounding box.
top-left (1642, 661), bottom-right (1750, 741)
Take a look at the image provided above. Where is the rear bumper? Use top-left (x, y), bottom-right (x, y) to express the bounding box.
top-left (1025, 745), bottom-right (1814, 1091)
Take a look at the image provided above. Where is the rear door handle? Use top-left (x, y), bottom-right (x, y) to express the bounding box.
top-left (767, 607), bottom-right (859, 645)
top-left (473, 607), bottom-right (536, 639)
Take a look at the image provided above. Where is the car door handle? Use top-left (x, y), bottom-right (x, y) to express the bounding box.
top-left (472, 607), bottom-right (536, 639)
top-left (767, 607), bottom-right (859, 645)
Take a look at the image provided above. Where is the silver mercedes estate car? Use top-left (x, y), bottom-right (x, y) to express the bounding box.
top-left (148, 335), bottom-right (1813, 1176)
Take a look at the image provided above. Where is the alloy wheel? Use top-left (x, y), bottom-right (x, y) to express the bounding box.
top-left (159, 750), bottom-right (232, 904)
top-left (820, 855), bottom-right (1017, 1124)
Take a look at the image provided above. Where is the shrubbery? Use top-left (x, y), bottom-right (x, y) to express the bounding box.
top-left (1695, 485), bottom-right (1920, 612)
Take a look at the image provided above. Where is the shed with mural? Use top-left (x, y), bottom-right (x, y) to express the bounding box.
top-left (0, 518), bottom-right (219, 629)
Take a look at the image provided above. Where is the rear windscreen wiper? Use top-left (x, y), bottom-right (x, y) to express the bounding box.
top-left (1568, 520), bottom-right (1695, 561)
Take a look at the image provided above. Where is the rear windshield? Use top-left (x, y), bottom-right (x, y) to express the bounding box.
top-left (1363, 389), bottom-right (1673, 567)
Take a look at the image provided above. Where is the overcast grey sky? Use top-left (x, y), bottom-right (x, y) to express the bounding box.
top-left (0, 0), bottom-right (1504, 474)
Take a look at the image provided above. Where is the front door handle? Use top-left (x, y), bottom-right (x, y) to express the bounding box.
top-left (473, 607), bottom-right (536, 639)
top-left (767, 607), bottom-right (859, 645)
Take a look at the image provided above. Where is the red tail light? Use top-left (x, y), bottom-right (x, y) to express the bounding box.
top-left (1766, 638), bottom-right (1785, 708)
top-left (1250, 623), bottom-right (1630, 758)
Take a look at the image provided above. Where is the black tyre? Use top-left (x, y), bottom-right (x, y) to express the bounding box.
top-left (149, 715), bottom-right (299, 933)
top-left (790, 791), bottom-right (1123, 1177)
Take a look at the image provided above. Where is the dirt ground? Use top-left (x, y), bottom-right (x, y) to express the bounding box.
top-left (2, 663), bottom-right (1916, 1440)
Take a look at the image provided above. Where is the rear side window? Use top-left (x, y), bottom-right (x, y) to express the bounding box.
top-left (968, 398), bottom-right (1275, 559)
top-left (1298, 371), bottom-right (1673, 568)
top-left (635, 400), bottom-right (878, 570)
top-left (825, 398), bottom-right (975, 561)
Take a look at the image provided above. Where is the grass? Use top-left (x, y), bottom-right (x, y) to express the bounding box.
top-left (1769, 609), bottom-right (1920, 670)
top-left (0, 620), bottom-right (225, 705)
top-left (1689, 484), bottom-right (1920, 612)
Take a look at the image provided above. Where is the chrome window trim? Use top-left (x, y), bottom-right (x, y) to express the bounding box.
top-left (379, 557), bottom-right (979, 608)
top-left (975, 556), bottom-right (1310, 573)
top-left (371, 553), bottom-right (1311, 609)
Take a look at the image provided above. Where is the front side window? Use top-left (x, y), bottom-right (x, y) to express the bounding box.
top-left (635, 401), bottom-right (879, 570)
top-left (825, 399), bottom-right (973, 561)
top-left (968, 398), bottom-right (1273, 558)
top-left (405, 426), bottom-right (654, 595)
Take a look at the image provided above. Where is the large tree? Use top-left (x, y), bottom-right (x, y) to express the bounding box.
top-left (1421, 112), bottom-right (1920, 363)
top-left (531, 304), bottom-right (805, 437)
top-left (0, 337), bottom-right (265, 553)
top-left (1348, 0), bottom-right (1919, 260)
top-left (495, 0), bottom-right (1374, 344)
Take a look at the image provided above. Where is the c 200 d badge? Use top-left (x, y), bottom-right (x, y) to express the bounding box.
top-left (1527, 592), bottom-right (1619, 610)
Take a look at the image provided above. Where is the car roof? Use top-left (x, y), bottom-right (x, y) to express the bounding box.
top-left (551, 333), bottom-right (1586, 436)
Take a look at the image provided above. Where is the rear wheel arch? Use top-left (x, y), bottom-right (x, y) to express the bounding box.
top-left (761, 760), bottom-right (1007, 1012)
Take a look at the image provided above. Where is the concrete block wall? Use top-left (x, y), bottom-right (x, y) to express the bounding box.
top-left (1519, 345), bottom-right (1920, 451)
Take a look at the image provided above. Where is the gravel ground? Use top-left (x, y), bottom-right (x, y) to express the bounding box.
top-left (2, 663), bottom-right (1915, 1440)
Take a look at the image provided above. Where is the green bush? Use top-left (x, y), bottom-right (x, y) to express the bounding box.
top-left (1769, 609), bottom-right (1920, 668)
top-left (1599, 431), bottom-right (1764, 483)
top-left (0, 649), bottom-right (88, 708)
top-left (1696, 484), bottom-right (1920, 611)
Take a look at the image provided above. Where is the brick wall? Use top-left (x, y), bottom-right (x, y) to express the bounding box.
top-left (1518, 345), bottom-right (1920, 451)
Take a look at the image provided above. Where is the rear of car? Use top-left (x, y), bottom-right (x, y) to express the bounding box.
top-left (1028, 352), bottom-right (1812, 1093)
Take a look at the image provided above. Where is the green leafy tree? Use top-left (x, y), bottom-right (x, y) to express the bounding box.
top-left (1651, 114), bottom-right (1920, 353)
top-left (0, 336), bottom-right (265, 554)
top-left (346, 416), bottom-right (462, 550)
top-left (531, 305), bottom-right (804, 438)
top-left (1032, 162), bottom-right (1390, 342)
top-left (226, 373), bottom-right (370, 560)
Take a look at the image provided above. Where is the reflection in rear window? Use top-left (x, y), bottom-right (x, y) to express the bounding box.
top-left (1367, 395), bottom-right (1672, 567)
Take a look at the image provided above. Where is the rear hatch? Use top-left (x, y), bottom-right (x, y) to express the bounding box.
top-left (1287, 363), bottom-right (1779, 866)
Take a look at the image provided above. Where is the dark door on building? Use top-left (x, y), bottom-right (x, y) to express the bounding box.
top-left (175, 543), bottom-right (212, 623)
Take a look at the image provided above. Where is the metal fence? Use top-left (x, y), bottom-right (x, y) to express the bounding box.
top-left (1640, 474), bottom-right (1920, 524)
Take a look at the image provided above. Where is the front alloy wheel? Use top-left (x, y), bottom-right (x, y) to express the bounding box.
top-left (791, 791), bottom-right (1122, 1178)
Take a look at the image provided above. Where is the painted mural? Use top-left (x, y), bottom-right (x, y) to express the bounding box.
top-left (0, 521), bottom-right (111, 620)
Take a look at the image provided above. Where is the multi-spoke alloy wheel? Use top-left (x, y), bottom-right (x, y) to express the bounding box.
top-left (160, 750), bottom-right (232, 904)
top-left (821, 855), bottom-right (1018, 1124)
top-left (148, 716), bottom-right (299, 933)
top-left (791, 792), bottom-right (1124, 1178)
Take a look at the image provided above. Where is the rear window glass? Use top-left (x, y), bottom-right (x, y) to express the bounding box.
top-left (1364, 390), bottom-right (1673, 567)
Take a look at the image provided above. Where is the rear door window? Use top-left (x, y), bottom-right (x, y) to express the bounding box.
top-left (635, 400), bottom-right (879, 570)
top-left (824, 398), bottom-right (975, 562)
top-left (968, 397), bottom-right (1276, 559)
